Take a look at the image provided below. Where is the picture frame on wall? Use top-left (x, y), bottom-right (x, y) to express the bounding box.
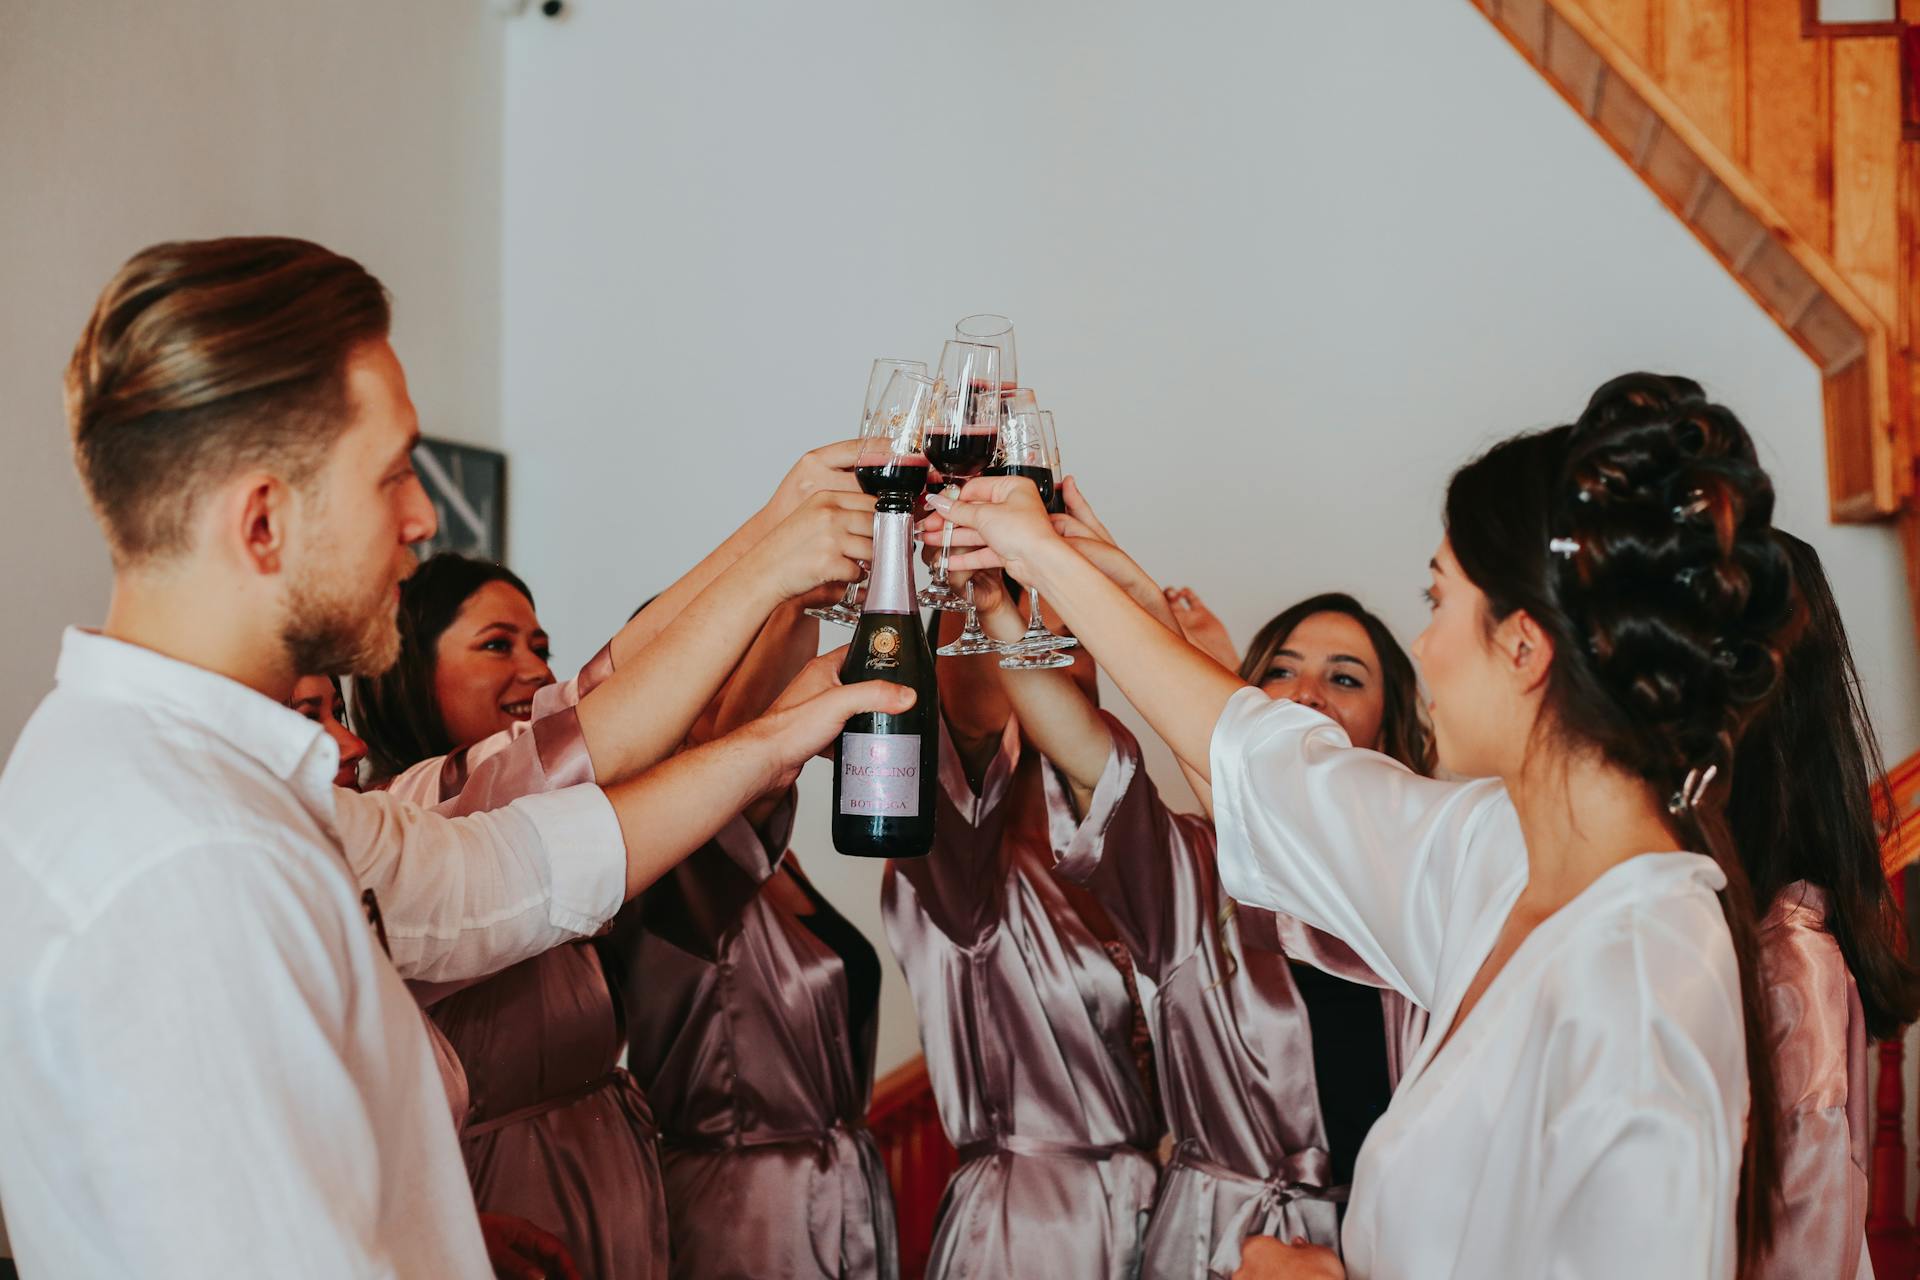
top-left (412, 437), bottom-right (507, 561)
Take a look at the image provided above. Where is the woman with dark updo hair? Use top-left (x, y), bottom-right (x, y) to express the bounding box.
top-left (929, 373), bottom-right (1797, 1279)
top-left (1732, 533), bottom-right (1920, 1279)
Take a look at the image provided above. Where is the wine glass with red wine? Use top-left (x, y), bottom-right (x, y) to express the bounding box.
top-left (993, 408), bottom-right (1077, 668)
top-left (806, 357), bottom-right (928, 627)
top-left (919, 340), bottom-right (1001, 613)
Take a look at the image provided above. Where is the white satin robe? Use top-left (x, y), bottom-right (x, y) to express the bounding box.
top-left (1209, 689), bottom-right (1746, 1279)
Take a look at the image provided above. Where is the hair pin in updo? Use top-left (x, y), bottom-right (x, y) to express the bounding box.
top-left (1666, 764), bottom-right (1718, 817)
top-left (1548, 536), bottom-right (1581, 559)
top-left (1672, 489), bottom-right (1710, 522)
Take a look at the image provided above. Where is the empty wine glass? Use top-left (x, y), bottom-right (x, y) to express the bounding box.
top-left (955, 313), bottom-right (1017, 393)
top-left (996, 409), bottom-right (1077, 668)
top-left (806, 357), bottom-right (927, 627)
top-left (919, 340), bottom-right (1000, 613)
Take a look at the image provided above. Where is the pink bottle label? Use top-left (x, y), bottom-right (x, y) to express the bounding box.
top-left (839, 732), bottom-right (922, 817)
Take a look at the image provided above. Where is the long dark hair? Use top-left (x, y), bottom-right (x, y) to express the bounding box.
top-left (1731, 532), bottom-right (1920, 1040)
top-left (1444, 372), bottom-right (1797, 1264)
top-left (1237, 593), bottom-right (1435, 776)
top-left (351, 552), bottom-right (538, 781)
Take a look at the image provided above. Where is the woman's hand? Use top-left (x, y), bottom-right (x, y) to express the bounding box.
top-left (1166, 586), bottom-right (1237, 670)
top-left (743, 489), bottom-right (876, 605)
top-left (1233, 1236), bottom-right (1345, 1280)
top-left (478, 1212), bottom-right (581, 1280)
top-left (750, 648), bottom-right (916, 792)
top-left (767, 438), bottom-right (864, 520)
top-left (923, 474), bottom-right (1062, 585)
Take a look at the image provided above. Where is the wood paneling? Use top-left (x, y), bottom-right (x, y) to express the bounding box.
top-left (1747, 0), bottom-right (1836, 252)
top-left (1833, 36), bottom-right (1905, 323)
top-left (1664, 0), bottom-right (1741, 155)
top-left (1583, 0), bottom-right (1654, 65)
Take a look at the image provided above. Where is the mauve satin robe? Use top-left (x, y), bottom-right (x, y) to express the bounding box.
top-left (389, 645), bottom-right (669, 1280)
top-left (1752, 882), bottom-right (1875, 1280)
top-left (1050, 714), bottom-right (1425, 1278)
top-left (882, 718), bottom-right (1163, 1280)
top-left (605, 796), bottom-right (899, 1280)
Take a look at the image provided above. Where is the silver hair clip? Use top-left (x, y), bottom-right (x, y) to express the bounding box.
top-left (1673, 490), bottom-right (1710, 521)
top-left (1548, 536), bottom-right (1581, 559)
top-left (1666, 764), bottom-right (1718, 817)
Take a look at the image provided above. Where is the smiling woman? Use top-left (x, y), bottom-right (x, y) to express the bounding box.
top-left (352, 553), bottom-right (547, 781)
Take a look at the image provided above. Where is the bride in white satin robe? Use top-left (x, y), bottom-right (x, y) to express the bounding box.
top-left (1208, 690), bottom-right (1745, 1278)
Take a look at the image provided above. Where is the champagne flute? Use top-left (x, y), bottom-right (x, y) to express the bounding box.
top-left (919, 340), bottom-right (1000, 612)
top-left (806, 357), bottom-right (927, 627)
top-left (998, 408), bottom-right (1078, 668)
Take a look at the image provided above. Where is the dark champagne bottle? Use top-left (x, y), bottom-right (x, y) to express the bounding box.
top-left (831, 493), bottom-right (938, 858)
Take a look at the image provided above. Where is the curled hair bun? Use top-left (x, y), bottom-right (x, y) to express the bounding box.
top-left (1552, 373), bottom-right (1795, 786)
top-left (1445, 372), bottom-right (1797, 797)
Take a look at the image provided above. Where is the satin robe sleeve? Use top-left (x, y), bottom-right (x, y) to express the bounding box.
top-left (887, 715), bottom-right (1022, 946)
top-left (331, 784), bottom-right (626, 983)
top-left (1752, 891), bottom-right (1872, 1280)
top-left (1208, 687), bottom-right (1515, 1008)
top-left (1049, 712), bottom-right (1407, 1000)
top-left (622, 791), bottom-right (799, 962)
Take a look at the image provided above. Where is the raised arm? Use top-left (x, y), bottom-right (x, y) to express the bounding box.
top-left (931, 477), bottom-right (1241, 784)
top-left (572, 488), bottom-right (874, 784)
top-left (344, 651), bottom-right (912, 982)
top-left (603, 438), bottom-right (866, 660)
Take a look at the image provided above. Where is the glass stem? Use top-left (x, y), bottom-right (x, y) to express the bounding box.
top-left (934, 485), bottom-right (956, 586)
top-left (1026, 586), bottom-right (1045, 637)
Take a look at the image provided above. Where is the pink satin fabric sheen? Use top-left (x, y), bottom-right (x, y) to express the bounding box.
top-left (394, 644), bottom-right (670, 1280)
top-left (606, 795), bottom-right (899, 1279)
top-left (1050, 714), bottom-right (1426, 1278)
top-left (1750, 882), bottom-right (1873, 1280)
top-left (882, 718), bottom-right (1163, 1280)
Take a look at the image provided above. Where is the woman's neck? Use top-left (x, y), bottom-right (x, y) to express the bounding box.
top-left (1505, 745), bottom-right (1684, 910)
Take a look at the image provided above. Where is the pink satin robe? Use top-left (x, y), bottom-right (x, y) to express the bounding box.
top-left (1751, 882), bottom-right (1874, 1280)
top-left (389, 646), bottom-right (669, 1280)
top-left (882, 718), bottom-right (1163, 1280)
top-left (1051, 714), bottom-right (1426, 1278)
top-left (606, 797), bottom-right (899, 1279)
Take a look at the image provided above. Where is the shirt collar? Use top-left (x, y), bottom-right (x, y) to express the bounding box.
top-left (55, 627), bottom-right (341, 802)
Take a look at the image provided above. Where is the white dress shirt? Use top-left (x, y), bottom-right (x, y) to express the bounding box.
top-left (0, 629), bottom-right (626, 1278)
top-left (1209, 688), bottom-right (1746, 1279)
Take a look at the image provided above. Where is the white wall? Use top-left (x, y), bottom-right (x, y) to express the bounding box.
top-left (0, 0), bottom-right (505, 746)
top-left (501, 0), bottom-right (1920, 1075)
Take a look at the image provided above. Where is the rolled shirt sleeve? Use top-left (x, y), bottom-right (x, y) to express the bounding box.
top-left (334, 784), bottom-right (626, 984)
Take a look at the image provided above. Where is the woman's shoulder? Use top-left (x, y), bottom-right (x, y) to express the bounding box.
top-left (1536, 856), bottom-right (1746, 1104)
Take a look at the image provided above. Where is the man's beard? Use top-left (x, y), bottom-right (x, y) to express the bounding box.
top-left (281, 552), bottom-right (403, 678)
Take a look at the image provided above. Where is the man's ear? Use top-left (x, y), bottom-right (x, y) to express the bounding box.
top-left (230, 473), bottom-right (294, 576)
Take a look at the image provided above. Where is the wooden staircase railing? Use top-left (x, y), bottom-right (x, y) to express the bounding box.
top-left (868, 1056), bottom-right (956, 1280)
top-left (1469, 0), bottom-right (1911, 526)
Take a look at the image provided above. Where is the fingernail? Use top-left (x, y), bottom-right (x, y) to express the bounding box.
top-left (924, 492), bottom-right (953, 512)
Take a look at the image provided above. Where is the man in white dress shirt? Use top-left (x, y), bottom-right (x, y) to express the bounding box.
top-left (0, 237), bottom-right (910, 1278)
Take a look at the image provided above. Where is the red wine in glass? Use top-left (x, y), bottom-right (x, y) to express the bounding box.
top-left (987, 463), bottom-right (1055, 511)
top-left (925, 427), bottom-right (999, 481)
top-left (856, 453), bottom-right (930, 501)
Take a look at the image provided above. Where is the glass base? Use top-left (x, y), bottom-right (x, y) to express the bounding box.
top-left (1005, 630), bottom-right (1079, 655)
top-left (937, 632), bottom-right (1005, 657)
top-left (999, 648), bottom-right (1077, 670)
top-left (918, 585), bottom-right (968, 612)
top-left (804, 604), bottom-right (861, 628)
